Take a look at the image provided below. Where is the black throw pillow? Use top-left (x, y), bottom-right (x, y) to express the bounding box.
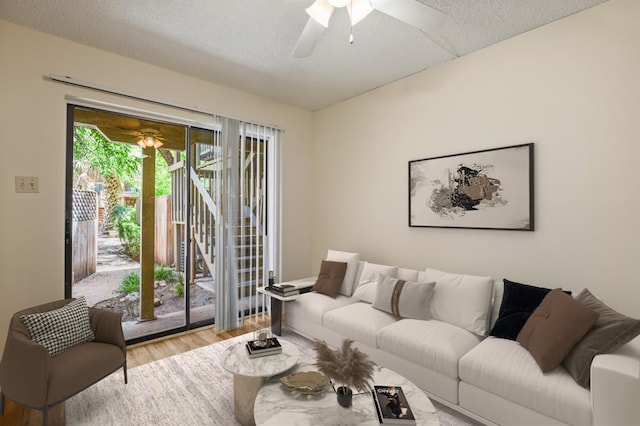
top-left (489, 279), bottom-right (571, 340)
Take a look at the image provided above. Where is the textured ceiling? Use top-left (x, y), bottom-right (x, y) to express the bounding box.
top-left (0, 0), bottom-right (607, 110)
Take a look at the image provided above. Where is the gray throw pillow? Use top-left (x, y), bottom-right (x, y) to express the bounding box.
top-left (20, 297), bottom-right (95, 356)
top-left (372, 275), bottom-right (435, 320)
top-left (562, 288), bottom-right (640, 387)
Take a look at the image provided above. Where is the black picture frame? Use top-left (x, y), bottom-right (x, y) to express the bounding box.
top-left (409, 143), bottom-right (534, 231)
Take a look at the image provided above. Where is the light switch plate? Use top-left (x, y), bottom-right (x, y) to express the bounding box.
top-left (15, 176), bottom-right (39, 193)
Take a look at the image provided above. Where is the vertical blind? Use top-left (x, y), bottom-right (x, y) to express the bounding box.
top-left (212, 118), bottom-right (282, 332)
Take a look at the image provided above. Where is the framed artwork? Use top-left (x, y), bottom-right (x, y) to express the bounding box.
top-left (409, 143), bottom-right (534, 231)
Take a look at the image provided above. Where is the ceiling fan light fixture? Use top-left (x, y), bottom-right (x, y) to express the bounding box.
top-left (306, 0), bottom-right (334, 28)
top-left (347, 0), bottom-right (374, 26)
top-left (137, 135), bottom-right (163, 149)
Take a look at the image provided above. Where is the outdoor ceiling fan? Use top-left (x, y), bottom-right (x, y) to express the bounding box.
top-left (120, 128), bottom-right (167, 149)
top-left (292, 0), bottom-right (447, 58)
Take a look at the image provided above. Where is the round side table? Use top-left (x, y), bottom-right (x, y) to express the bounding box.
top-left (222, 339), bottom-right (299, 425)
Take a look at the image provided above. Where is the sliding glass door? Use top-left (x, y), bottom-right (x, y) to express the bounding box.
top-left (66, 105), bottom-right (280, 343)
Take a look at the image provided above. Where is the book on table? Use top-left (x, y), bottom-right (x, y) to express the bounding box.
top-left (245, 337), bottom-right (282, 358)
top-left (372, 385), bottom-right (416, 425)
top-left (270, 289), bottom-right (299, 297)
top-left (270, 284), bottom-right (299, 297)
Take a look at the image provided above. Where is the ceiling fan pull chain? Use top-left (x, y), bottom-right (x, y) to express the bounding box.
top-left (349, 0), bottom-right (354, 44)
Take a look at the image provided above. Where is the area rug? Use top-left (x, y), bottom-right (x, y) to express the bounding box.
top-left (66, 329), bottom-right (481, 425)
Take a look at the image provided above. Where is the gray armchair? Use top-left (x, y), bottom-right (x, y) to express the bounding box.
top-left (0, 299), bottom-right (127, 426)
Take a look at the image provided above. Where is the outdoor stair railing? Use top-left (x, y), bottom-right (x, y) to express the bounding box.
top-left (169, 161), bottom-right (266, 305)
top-left (190, 167), bottom-right (217, 276)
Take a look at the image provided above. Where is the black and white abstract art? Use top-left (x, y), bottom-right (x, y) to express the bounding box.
top-left (409, 143), bottom-right (534, 231)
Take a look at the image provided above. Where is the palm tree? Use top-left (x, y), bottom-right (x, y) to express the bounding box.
top-left (73, 127), bottom-right (139, 232)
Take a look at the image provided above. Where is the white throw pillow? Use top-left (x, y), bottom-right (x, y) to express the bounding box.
top-left (353, 261), bottom-right (366, 284)
top-left (426, 268), bottom-right (494, 336)
top-left (352, 279), bottom-right (377, 304)
top-left (326, 249), bottom-right (361, 296)
top-left (358, 262), bottom-right (398, 286)
top-left (372, 275), bottom-right (436, 320)
top-left (397, 268), bottom-right (420, 282)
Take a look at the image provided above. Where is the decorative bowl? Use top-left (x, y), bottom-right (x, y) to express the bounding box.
top-left (280, 371), bottom-right (329, 394)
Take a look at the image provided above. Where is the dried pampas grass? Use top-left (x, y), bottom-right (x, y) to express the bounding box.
top-left (313, 338), bottom-right (376, 393)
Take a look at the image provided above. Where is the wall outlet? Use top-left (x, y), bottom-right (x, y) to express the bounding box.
top-left (15, 176), bottom-right (39, 193)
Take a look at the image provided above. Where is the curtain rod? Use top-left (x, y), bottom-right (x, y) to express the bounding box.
top-left (47, 74), bottom-right (284, 131)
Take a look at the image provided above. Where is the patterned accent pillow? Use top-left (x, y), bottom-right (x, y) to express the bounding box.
top-left (372, 275), bottom-right (435, 320)
top-left (20, 297), bottom-right (95, 356)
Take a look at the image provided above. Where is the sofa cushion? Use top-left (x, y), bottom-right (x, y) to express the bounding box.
top-left (352, 265), bottom-right (417, 304)
top-left (517, 289), bottom-right (599, 373)
top-left (426, 268), bottom-right (494, 336)
top-left (490, 280), bottom-right (504, 330)
top-left (459, 337), bottom-right (591, 425)
top-left (311, 260), bottom-right (348, 297)
top-left (372, 275), bottom-right (435, 320)
top-left (397, 268), bottom-right (419, 282)
top-left (378, 319), bottom-right (482, 378)
top-left (20, 297), bottom-right (95, 357)
top-left (287, 292), bottom-right (354, 326)
top-left (48, 341), bottom-right (124, 405)
top-left (489, 279), bottom-right (570, 341)
top-left (562, 288), bottom-right (640, 387)
top-left (352, 280), bottom-right (377, 304)
top-left (357, 262), bottom-right (398, 286)
top-left (323, 303), bottom-right (397, 348)
top-left (327, 250), bottom-right (360, 297)
top-left (351, 261), bottom-right (399, 302)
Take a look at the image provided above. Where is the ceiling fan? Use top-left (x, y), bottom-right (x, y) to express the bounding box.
top-left (119, 127), bottom-right (167, 149)
top-left (292, 0), bottom-right (447, 58)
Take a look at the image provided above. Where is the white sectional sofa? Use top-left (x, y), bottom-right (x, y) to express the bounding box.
top-left (282, 256), bottom-right (640, 426)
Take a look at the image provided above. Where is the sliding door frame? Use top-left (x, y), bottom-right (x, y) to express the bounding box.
top-left (64, 103), bottom-right (210, 344)
top-left (65, 100), bottom-right (281, 345)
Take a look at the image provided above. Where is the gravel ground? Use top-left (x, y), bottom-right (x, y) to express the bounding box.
top-left (73, 236), bottom-right (214, 321)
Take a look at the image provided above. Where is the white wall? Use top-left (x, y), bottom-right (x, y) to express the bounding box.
top-left (0, 21), bottom-right (314, 353)
top-left (311, 0), bottom-right (640, 317)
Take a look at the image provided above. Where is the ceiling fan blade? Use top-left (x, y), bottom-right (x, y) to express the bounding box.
top-left (119, 129), bottom-right (143, 136)
top-left (292, 17), bottom-right (327, 58)
top-left (370, 0), bottom-right (446, 34)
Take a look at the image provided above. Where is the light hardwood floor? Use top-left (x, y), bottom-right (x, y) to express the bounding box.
top-left (0, 315), bottom-right (271, 426)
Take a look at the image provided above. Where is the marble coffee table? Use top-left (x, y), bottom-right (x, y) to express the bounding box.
top-left (222, 339), bottom-right (299, 426)
top-left (254, 363), bottom-right (439, 425)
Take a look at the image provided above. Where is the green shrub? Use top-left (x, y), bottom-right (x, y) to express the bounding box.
top-left (111, 204), bottom-right (130, 222)
top-left (120, 271), bottom-right (140, 294)
top-left (115, 206), bottom-right (140, 261)
top-left (154, 264), bottom-right (174, 283)
top-left (174, 282), bottom-right (184, 297)
top-left (174, 274), bottom-right (185, 297)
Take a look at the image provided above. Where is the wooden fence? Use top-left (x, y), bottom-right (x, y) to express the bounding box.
top-left (72, 190), bottom-right (97, 283)
top-left (73, 193), bottom-right (175, 281)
